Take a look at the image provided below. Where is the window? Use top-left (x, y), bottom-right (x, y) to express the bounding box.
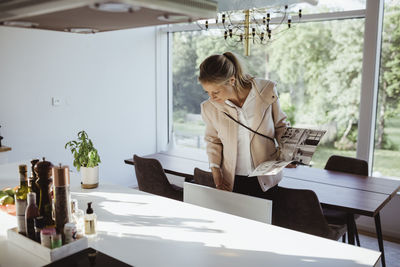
top-left (172, 16), bottom-right (365, 169)
top-left (372, 0), bottom-right (400, 178)
top-left (169, 0), bottom-right (398, 179)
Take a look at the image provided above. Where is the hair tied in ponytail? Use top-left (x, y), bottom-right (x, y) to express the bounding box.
top-left (199, 51), bottom-right (253, 93)
top-left (222, 52), bottom-right (232, 62)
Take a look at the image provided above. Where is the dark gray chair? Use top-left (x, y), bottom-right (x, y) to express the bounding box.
top-left (325, 155), bottom-right (368, 176)
top-left (323, 155), bottom-right (368, 246)
top-left (272, 186), bottom-right (347, 241)
top-left (193, 168), bottom-right (216, 188)
top-left (133, 154), bottom-right (183, 201)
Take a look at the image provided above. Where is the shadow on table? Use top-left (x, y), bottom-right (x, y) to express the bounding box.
top-left (72, 186), bottom-right (221, 234)
top-left (92, 231), bottom-right (379, 267)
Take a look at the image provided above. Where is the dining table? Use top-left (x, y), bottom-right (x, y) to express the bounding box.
top-left (125, 152), bottom-right (400, 267)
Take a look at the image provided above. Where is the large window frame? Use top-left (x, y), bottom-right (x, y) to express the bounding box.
top-left (155, 0), bottom-right (384, 176)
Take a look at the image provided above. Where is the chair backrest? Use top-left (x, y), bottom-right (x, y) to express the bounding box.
top-left (133, 154), bottom-right (182, 201)
top-left (193, 168), bottom-right (216, 188)
top-left (272, 186), bottom-right (335, 238)
top-left (325, 155), bottom-right (368, 176)
top-left (183, 182), bottom-right (272, 224)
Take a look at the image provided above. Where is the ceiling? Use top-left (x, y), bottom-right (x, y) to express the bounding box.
top-left (0, 0), bottom-right (218, 33)
top-left (0, 0), bottom-right (318, 33)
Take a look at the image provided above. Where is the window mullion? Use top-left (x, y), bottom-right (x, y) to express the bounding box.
top-left (356, 0), bottom-right (384, 174)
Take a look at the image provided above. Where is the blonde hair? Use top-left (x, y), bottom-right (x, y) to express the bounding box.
top-left (199, 52), bottom-right (253, 94)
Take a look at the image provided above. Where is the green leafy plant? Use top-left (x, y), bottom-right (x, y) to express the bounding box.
top-left (65, 130), bottom-right (101, 171)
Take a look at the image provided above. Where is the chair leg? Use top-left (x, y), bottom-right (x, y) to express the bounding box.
top-left (342, 233), bottom-right (346, 243)
top-left (346, 214), bottom-right (355, 245)
top-left (354, 223), bottom-right (361, 247)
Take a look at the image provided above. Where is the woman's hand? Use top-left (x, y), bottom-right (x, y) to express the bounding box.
top-left (211, 167), bottom-right (230, 191)
top-left (216, 181), bottom-right (230, 191)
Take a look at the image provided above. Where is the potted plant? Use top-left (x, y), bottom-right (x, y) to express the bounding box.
top-left (65, 130), bottom-right (101, 189)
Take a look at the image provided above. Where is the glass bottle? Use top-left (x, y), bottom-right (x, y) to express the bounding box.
top-left (34, 157), bottom-right (54, 226)
top-left (71, 199), bottom-right (84, 238)
top-left (28, 159), bottom-right (40, 204)
top-left (15, 164), bottom-right (29, 235)
top-left (84, 202), bottom-right (97, 237)
top-left (34, 216), bottom-right (44, 242)
top-left (25, 192), bottom-right (39, 240)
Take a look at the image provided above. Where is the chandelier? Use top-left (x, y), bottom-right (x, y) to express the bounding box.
top-left (203, 5), bottom-right (302, 56)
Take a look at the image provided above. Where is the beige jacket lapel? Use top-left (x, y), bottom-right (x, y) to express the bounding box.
top-left (250, 79), bottom-right (277, 142)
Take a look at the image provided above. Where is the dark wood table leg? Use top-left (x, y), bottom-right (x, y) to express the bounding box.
top-left (346, 214), bottom-right (355, 245)
top-left (354, 222), bottom-right (361, 246)
top-left (374, 212), bottom-right (385, 267)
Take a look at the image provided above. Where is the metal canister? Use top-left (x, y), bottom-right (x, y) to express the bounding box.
top-left (52, 164), bottom-right (71, 238)
top-left (64, 222), bottom-right (77, 244)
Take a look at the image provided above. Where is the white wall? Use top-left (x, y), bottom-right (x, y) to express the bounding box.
top-left (0, 26), bottom-right (158, 186)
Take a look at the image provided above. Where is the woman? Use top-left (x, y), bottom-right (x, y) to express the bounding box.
top-left (199, 52), bottom-right (289, 200)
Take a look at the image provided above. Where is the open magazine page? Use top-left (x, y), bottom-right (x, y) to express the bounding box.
top-left (249, 127), bottom-right (326, 176)
top-left (249, 160), bottom-right (292, 176)
top-left (280, 128), bottom-right (326, 165)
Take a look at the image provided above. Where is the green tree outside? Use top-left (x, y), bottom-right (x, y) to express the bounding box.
top-left (172, 4), bottom-right (400, 177)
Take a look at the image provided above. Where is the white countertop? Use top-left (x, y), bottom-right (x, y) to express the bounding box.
top-left (0, 162), bottom-right (381, 267)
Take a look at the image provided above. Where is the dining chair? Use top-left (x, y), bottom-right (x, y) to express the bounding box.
top-left (133, 154), bottom-right (183, 201)
top-left (193, 168), bottom-right (216, 188)
top-left (272, 186), bottom-right (347, 241)
top-left (323, 155), bottom-right (368, 246)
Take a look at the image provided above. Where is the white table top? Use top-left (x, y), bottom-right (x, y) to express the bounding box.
top-left (0, 163), bottom-right (381, 267)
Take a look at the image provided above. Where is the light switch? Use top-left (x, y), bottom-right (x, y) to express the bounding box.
top-left (52, 97), bottom-right (61, 106)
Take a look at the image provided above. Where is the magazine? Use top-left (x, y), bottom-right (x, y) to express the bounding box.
top-left (249, 127), bottom-right (326, 176)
